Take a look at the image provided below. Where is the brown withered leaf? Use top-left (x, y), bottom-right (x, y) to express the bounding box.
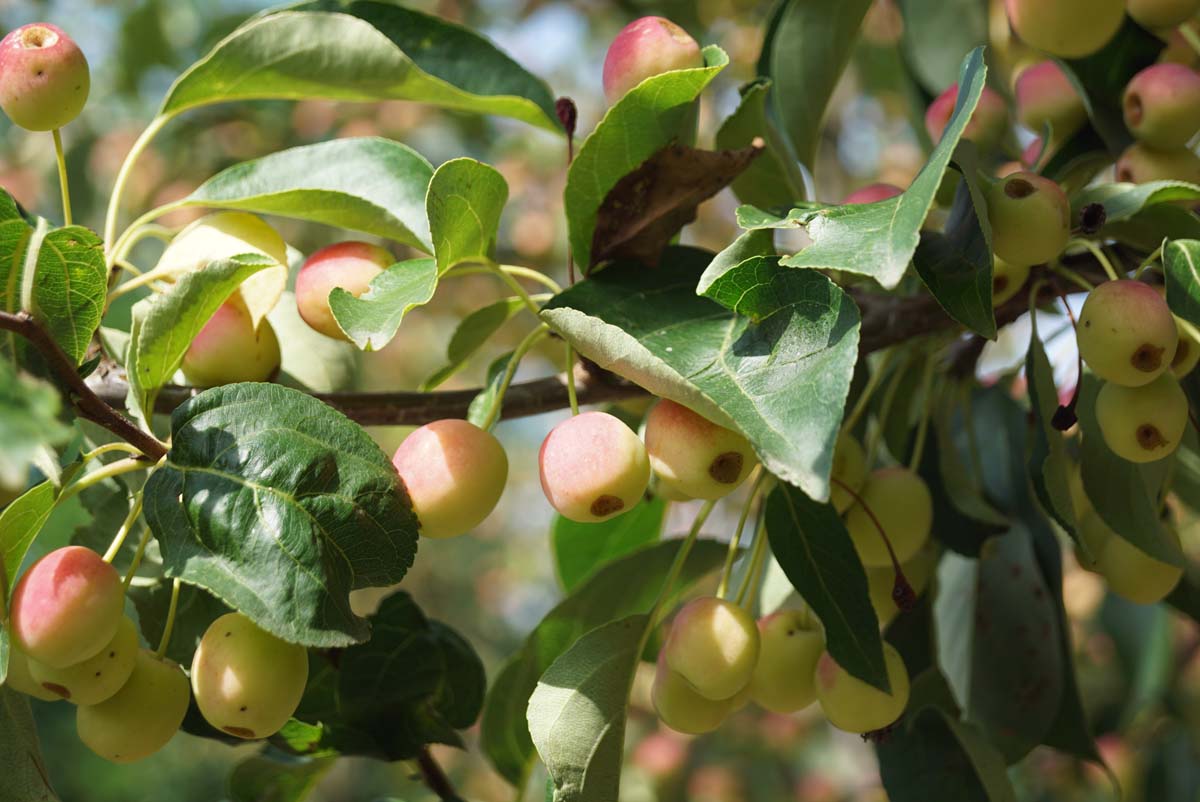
top-left (588, 139), bottom-right (764, 272)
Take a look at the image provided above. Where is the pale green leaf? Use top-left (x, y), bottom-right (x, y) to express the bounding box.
top-left (328, 257), bottom-right (438, 351)
top-left (427, 158), bottom-right (508, 273)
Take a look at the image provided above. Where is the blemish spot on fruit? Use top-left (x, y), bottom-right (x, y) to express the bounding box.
top-left (239, 705), bottom-right (248, 712)
top-left (590, 495), bottom-right (624, 517)
top-left (223, 726), bottom-right (255, 738)
top-left (1136, 423), bottom-right (1168, 450)
top-left (1131, 343), bottom-right (1164, 372)
top-left (1004, 177), bottom-right (1035, 199)
top-left (993, 276), bottom-right (1009, 295)
top-left (708, 452), bottom-right (744, 484)
top-left (93, 670), bottom-right (101, 677)
top-left (43, 682), bottom-right (69, 699)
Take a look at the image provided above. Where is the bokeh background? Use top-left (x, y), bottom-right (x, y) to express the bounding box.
top-left (2, 0), bottom-right (1197, 800)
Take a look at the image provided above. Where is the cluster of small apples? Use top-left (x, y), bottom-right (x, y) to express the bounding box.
top-left (3, 545), bottom-right (308, 762)
top-left (652, 597), bottom-right (911, 736)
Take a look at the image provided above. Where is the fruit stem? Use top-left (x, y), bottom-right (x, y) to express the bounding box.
top-left (122, 524), bottom-right (154, 590)
top-left (734, 505), bottom-right (770, 608)
top-left (416, 747), bottom-right (467, 802)
top-left (107, 264), bottom-right (177, 304)
top-left (1067, 239), bottom-right (1120, 282)
top-left (103, 492), bottom-right (144, 564)
top-left (478, 324), bottom-right (551, 431)
top-left (650, 498), bottom-right (717, 623)
top-left (717, 467), bottom-right (768, 598)
top-left (841, 347), bottom-right (899, 435)
top-left (907, 353), bottom-right (938, 472)
top-left (564, 343), bottom-right (580, 416)
top-left (864, 349), bottom-right (912, 467)
top-left (81, 442), bottom-right (146, 463)
top-left (499, 264), bottom-right (563, 294)
top-left (489, 262), bottom-right (548, 318)
top-left (104, 114), bottom-right (171, 263)
top-left (1134, 246), bottom-right (1163, 280)
top-left (1179, 22), bottom-right (1200, 58)
top-left (829, 475), bottom-right (912, 607)
top-left (51, 129), bottom-right (72, 227)
top-left (1050, 262), bottom-right (1096, 293)
top-left (59, 457), bottom-right (146, 503)
top-left (154, 577), bottom-right (182, 659)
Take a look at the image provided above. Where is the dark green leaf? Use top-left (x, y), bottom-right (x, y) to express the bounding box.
top-left (0, 687), bottom-right (60, 802)
top-left (467, 351), bottom-right (515, 430)
top-left (764, 484), bottom-right (887, 691)
top-left (528, 615), bottom-right (648, 802)
top-left (757, 0), bottom-right (873, 172)
top-left (1, 480), bottom-right (64, 595)
top-left (162, 3), bottom-right (559, 131)
top-left (427, 158), bottom-right (508, 273)
top-left (185, 138), bottom-right (434, 251)
top-left (327, 258), bottom-right (438, 351)
top-left (481, 538), bottom-right (726, 786)
top-left (542, 247), bottom-right (861, 501)
top-left (0, 362), bottom-right (70, 491)
top-left (897, 0), bottom-right (988, 95)
top-left (744, 49), bottom-right (987, 289)
top-left (714, 80), bottom-right (804, 208)
top-left (1025, 306), bottom-right (1077, 537)
top-left (565, 47), bottom-right (728, 270)
top-left (1165, 239), bottom-right (1200, 330)
top-left (422, 298), bottom-right (523, 391)
top-left (228, 754), bottom-right (333, 802)
top-left (552, 497), bottom-right (667, 592)
top-left (129, 579), bottom-right (231, 667)
top-left (696, 229), bottom-right (776, 299)
top-left (143, 383), bottom-right (419, 647)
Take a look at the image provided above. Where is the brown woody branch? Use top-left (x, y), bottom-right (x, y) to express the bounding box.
top-left (415, 747), bottom-right (465, 802)
top-left (0, 310), bottom-right (168, 460)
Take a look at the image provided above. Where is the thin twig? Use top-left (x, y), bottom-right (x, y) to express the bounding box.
top-left (416, 748), bottom-right (465, 802)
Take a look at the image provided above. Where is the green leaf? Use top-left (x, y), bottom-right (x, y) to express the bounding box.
top-left (1024, 306), bottom-right (1077, 537)
top-left (481, 538), bottom-right (726, 786)
top-left (426, 158), bottom-right (508, 273)
top-left (565, 46), bottom-right (728, 270)
top-left (142, 383), bottom-right (419, 647)
top-left (129, 579), bottom-right (231, 667)
top-left (0, 687), bottom-right (60, 802)
top-left (877, 706), bottom-right (1017, 802)
top-left (1165, 239), bottom-right (1200, 330)
top-left (528, 615), bottom-right (647, 802)
top-left (1, 480), bottom-right (62, 596)
top-left (0, 192), bottom-right (33, 360)
top-left (1077, 181), bottom-right (1200, 223)
top-left (422, 298), bottom-right (524, 391)
top-left (1077, 375), bottom-right (1183, 566)
top-left (714, 80), bottom-right (804, 208)
top-left (935, 526), bottom-right (1064, 762)
top-left (467, 351), bottom-right (515, 429)
top-left (912, 154), bottom-right (996, 338)
top-left (1062, 19), bottom-right (1164, 152)
top-left (541, 247), bottom-right (861, 501)
top-left (0, 362), bottom-right (70, 488)
top-left (126, 254), bottom-right (275, 424)
top-left (31, 226), bottom-right (108, 366)
top-left (552, 497), bottom-right (667, 592)
top-left (184, 138), bottom-right (434, 251)
top-left (696, 229), bottom-right (776, 300)
top-left (897, 0), bottom-right (988, 95)
top-left (161, 4), bottom-right (559, 131)
top-left (757, 0), bottom-right (873, 173)
top-left (744, 49), bottom-right (987, 289)
top-left (327, 258), bottom-right (438, 351)
top-left (229, 755), bottom-right (333, 802)
top-left (764, 484), bottom-right (887, 690)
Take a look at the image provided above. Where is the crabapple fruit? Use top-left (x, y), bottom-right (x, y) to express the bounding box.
top-left (539, 411), bottom-right (650, 522)
top-left (10, 546), bottom-right (124, 669)
top-left (814, 642), bottom-right (910, 733)
top-left (1116, 142), bottom-right (1200, 184)
top-left (844, 468), bottom-right (933, 568)
top-left (1171, 317), bottom-right (1200, 377)
top-left (1004, 0), bottom-right (1125, 58)
top-left (1015, 61), bottom-right (1087, 142)
top-left (830, 433), bottom-right (867, 514)
top-left (1095, 373), bottom-right (1187, 463)
top-left (867, 542), bottom-right (938, 626)
top-left (663, 597), bottom-right (760, 701)
top-left (295, 241), bottom-right (392, 340)
top-left (181, 298), bottom-right (281, 386)
top-left (28, 616), bottom-right (138, 705)
top-left (1097, 525), bottom-right (1184, 604)
top-left (0, 24), bottom-right (89, 131)
top-left (986, 172), bottom-right (1070, 267)
top-left (643, 400), bottom-right (757, 500)
top-left (1074, 511), bottom-right (1112, 571)
top-left (924, 84), bottom-right (1008, 150)
top-left (651, 654), bottom-right (733, 734)
top-left (191, 612), bottom-right (308, 740)
top-left (992, 258), bottom-right (1031, 307)
top-left (1127, 0), bottom-right (1200, 29)
top-left (76, 650), bottom-right (189, 763)
top-left (748, 611), bottom-right (823, 714)
top-left (842, 183), bottom-right (903, 205)
top-left (1077, 280), bottom-right (1178, 386)
top-left (1123, 64), bottom-right (1200, 149)
top-left (3, 647), bottom-right (61, 702)
top-left (158, 211), bottom-right (287, 276)
top-left (602, 16), bottom-right (703, 103)
top-left (391, 419), bottom-right (508, 539)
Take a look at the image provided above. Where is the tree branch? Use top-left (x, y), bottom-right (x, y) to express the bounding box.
top-left (0, 310), bottom-right (168, 461)
top-left (415, 747), bottom-right (465, 802)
